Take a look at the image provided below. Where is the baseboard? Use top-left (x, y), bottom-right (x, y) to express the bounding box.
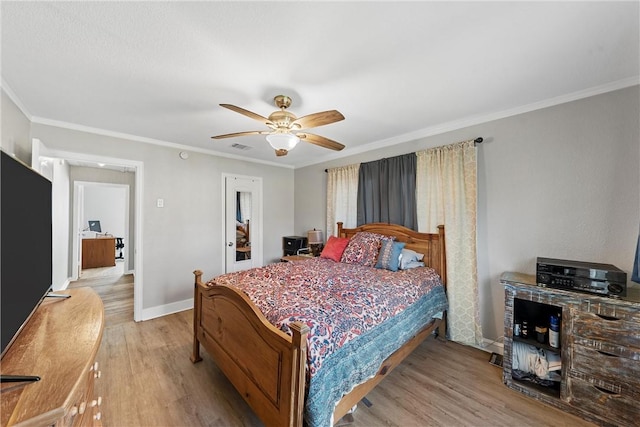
top-left (470, 338), bottom-right (504, 355)
top-left (55, 279), bottom-right (71, 291)
top-left (140, 298), bottom-right (193, 321)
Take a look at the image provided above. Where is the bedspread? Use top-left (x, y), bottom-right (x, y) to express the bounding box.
top-left (207, 257), bottom-right (448, 427)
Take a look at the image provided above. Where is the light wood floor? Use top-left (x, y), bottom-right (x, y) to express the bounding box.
top-left (68, 274), bottom-right (595, 427)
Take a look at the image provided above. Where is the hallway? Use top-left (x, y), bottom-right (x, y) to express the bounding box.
top-left (68, 264), bottom-right (133, 327)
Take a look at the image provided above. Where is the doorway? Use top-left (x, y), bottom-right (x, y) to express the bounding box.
top-left (74, 182), bottom-right (129, 279)
top-left (223, 174), bottom-right (262, 273)
top-left (32, 138), bottom-right (145, 322)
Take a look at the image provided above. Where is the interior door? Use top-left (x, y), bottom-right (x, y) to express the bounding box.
top-left (224, 175), bottom-right (262, 273)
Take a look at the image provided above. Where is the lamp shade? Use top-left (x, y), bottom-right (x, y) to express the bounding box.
top-left (308, 229), bottom-right (324, 244)
top-left (266, 133), bottom-right (300, 151)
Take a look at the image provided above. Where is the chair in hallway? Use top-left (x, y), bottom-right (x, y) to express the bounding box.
top-left (115, 238), bottom-right (124, 259)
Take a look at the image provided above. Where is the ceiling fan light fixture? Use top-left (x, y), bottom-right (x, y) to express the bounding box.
top-left (266, 133), bottom-right (300, 151)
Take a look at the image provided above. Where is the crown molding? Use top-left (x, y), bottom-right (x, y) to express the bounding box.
top-left (1, 78), bottom-right (33, 120)
top-left (29, 116), bottom-right (294, 169)
top-left (294, 76), bottom-right (640, 168)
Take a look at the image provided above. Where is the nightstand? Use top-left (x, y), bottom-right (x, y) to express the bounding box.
top-left (280, 255), bottom-right (314, 262)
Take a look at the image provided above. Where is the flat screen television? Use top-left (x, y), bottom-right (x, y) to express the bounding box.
top-left (1, 150), bottom-right (53, 358)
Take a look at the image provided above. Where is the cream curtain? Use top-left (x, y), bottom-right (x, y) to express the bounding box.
top-left (416, 140), bottom-right (483, 345)
top-left (326, 164), bottom-right (360, 238)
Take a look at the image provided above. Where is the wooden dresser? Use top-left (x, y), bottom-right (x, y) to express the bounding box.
top-left (501, 272), bottom-right (640, 427)
top-left (82, 238), bottom-right (115, 269)
top-left (1, 287), bottom-right (105, 426)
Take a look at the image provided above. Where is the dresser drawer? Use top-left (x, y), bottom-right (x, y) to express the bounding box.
top-left (62, 361), bottom-right (102, 427)
top-left (567, 376), bottom-right (640, 427)
top-left (577, 300), bottom-right (640, 322)
top-left (571, 309), bottom-right (640, 349)
top-left (571, 345), bottom-right (640, 385)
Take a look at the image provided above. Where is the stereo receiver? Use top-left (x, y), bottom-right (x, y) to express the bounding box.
top-left (536, 257), bottom-right (627, 297)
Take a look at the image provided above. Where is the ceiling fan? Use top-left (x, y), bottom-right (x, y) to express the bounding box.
top-left (211, 95), bottom-right (345, 157)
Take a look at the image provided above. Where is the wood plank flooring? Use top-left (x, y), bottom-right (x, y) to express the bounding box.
top-left (68, 274), bottom-right (596, 427)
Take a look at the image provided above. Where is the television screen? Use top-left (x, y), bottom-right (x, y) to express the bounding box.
top-left (1, 151), bottom-right (53, 358)
top-left (88, 220), bottom-right (101, 232)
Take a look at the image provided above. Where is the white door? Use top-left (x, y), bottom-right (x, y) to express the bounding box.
top-left (224, 175), bottom-right (262, 273)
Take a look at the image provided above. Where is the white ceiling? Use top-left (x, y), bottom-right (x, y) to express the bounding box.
top-left (2, 2), bottom-right (638, 169)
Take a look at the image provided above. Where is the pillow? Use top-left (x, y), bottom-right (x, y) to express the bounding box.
top-left (399, 248), bottom-right (425, 270)
top-left (401, 261), bottom-right (425, 270)
top-left (375, 240), bottom-right (406, 271)
top-left (341, 232), bottom-right (391, 267)
top-left (320, 236), bottom-right (350, 262)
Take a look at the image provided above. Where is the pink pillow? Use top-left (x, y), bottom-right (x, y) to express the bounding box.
top-left (320, 236), bottom-right (350, 262)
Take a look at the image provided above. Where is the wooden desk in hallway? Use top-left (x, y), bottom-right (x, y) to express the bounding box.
top-left (82, 237), bottom-right (116, 269)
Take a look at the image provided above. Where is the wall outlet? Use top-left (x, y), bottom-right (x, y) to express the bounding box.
top-left (156, 198), bottom-right (164, 208)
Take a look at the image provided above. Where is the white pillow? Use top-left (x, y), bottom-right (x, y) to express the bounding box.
top-left (402, 261), bottom-right (425, 270)
top-left (399, 248), bottom-right (425, 270)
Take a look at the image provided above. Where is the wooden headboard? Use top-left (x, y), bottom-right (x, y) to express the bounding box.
top-left (337, 222), bottom-right (446, 286)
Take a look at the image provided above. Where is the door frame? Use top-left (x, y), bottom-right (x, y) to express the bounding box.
top-left (221, 173), bottom-right (263, 273)
top-left (73, 181), bottom-right (130, 278)
top-left (39, 147), bottom-right (145, 322)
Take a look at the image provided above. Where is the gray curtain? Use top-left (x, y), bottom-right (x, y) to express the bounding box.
top-left (357, 153), bottom-right (417, 230)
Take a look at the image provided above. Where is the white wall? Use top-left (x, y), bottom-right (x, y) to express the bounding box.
top-left (294, 86), bottom-right (640, 343)
top-left (52, 159), bottom-right (70, 290)
top-left (1, 89), bottom-right (31, 161)
top-left (82, 184), bottom-right (127, 238)
top-left (28, 122), bottom-right (295, 314)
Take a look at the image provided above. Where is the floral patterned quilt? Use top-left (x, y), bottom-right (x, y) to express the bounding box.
top-left (206, 257), bottom-right (448, 426)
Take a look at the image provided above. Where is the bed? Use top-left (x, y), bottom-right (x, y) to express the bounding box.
top-left (191, 222), bottom-right (448, 427)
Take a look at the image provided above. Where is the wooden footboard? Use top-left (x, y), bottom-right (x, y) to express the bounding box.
top-left (191, 270), bottom-right (309, 427)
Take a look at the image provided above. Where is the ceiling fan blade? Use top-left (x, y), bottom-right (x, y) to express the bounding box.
top-left (211, 130), bottom-right (269, 139)
top-left (220, 104), bottom-right (272, 125)
top-left (275, 149), bottom-right (288, 157)
top-left (292, 110), bottom-right (345, 130)
top-left (297, 133), bottom-right (345, 151)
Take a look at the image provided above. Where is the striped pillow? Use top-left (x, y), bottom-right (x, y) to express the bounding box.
top-left (375, 240), bottom-right (406, 271)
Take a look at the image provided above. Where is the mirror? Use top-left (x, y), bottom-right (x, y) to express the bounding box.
top-left (235, 191), bottom-right (251, 261)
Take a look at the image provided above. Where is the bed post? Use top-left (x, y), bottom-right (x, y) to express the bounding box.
top-left (337, 221), bottom-right (344, 237)
top-left (289, 322), bottom-right (310, 427)
top-left (191, 269), bottom-right (204, 363)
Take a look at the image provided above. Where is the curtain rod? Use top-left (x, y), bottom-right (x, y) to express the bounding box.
top-left (324, 137), bottom-right (483, 172)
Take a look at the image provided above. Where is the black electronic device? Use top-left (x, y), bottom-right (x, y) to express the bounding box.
top-left (283, 236), bottom-right (308, 257)
top-left (536, 257), bottom-right (627, 297)
top-left (1, 151), bottom-right (53, 358)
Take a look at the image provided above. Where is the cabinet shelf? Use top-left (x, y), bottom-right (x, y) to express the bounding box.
top-left (510, 375), bottom-right (561, 398)
top-left (512, 335), bottom-right (561, 353)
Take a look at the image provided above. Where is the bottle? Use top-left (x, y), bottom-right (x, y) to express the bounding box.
top-left (535, 325), bottom-right (547, 344)
top-left (549, 314), bottom-right (560, 348)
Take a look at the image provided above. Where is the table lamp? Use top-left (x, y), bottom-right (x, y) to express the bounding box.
top-left (308, 229), bottom-right (324, 257)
